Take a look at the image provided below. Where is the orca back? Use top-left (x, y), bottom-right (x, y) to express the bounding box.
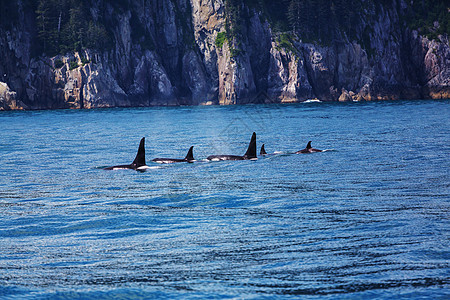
top-left (132, 137), bottom-right (146, 168)
top-left (296, 141), bottom-right (322, 153)
top-left (244, 132), bottom-right (257, 159)
top-left (207, 155), bottom-right (245, 161)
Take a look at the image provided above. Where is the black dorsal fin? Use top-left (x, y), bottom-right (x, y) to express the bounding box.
top-left (306, 141), bottom-right (312, 149)
top-left (185, 146), bottom-right (194, 161)
top-left (132, 137), bottom-right (146, 167)
top-left (244, 132), bottom-right (257, 159)
top-left (260, 144), bottom-right (267, 155)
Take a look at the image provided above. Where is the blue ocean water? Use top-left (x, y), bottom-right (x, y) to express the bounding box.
top-left (0, 100), bottom-right (449, 299)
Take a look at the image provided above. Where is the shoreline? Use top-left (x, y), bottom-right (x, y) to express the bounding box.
top-left (1, 98), bottom-right (448, 112)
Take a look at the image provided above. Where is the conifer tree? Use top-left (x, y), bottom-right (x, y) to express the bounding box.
top-left (36, 0), bottom-right (58, 55)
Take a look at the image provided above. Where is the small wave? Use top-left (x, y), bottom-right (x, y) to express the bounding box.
top-left (93, 166), bottom-right (161, 170)
top-left (303, 99), bottom-right (322, 103)
top-left (137, 166), bottom-right (161, 170)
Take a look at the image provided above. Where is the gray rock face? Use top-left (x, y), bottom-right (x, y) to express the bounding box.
top-left (267, 43), bottom-right (314, 102)
top-left (421, 35), bottom-right (450, 99)
top-left (0, 0), bottom-right (448, 110)
top-left (0, 82), bottom-right (25, 110)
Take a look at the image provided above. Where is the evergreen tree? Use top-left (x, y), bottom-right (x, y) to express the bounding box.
top-left (36, 0), bottom-right (58, 55)
top-left (86, 21), bottom-right (111, 50)
top-left (35, 0), bottom-right (114, 55)
top-left (67, 5), bottom-right (86, 52)
top-left (287, 0), bottom-right (301, 33)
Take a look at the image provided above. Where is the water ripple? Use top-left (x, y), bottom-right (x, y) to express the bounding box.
top-left (1, 101), bottom-right (449, 298)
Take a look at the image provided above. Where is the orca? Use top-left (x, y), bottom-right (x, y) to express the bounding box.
top-left (152, 146), bottom-right (195, 164)
top-left (104, 137), bottom-right (150, 171)
top-left (207, 132), bottom-right (257, 161)
top-left (260, 144), bottom-right (267, 155)
top-left (295, 141), bottom-right (323, 153)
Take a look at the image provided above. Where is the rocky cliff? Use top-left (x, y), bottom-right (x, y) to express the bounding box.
top-left (0, 0), bottom-right (448, 110)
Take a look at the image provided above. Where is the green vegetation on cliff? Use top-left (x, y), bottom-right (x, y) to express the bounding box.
top-left (35, 0), bottom-right (112, 56)
top-left (224, 0), bottom-right (244, 57)
top-left (4, 0), bottom-right (448, 57)
top-left (215, 32), bottom-right (227, 49)
top-left (403, 0), bottom-right (450, 40)
top-left (245, 0), bottom-right (366, 43)
top-left (244, 0), bottom-right (449, 44)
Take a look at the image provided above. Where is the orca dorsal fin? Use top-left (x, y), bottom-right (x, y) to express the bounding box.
top-left (132, 137), bottom-right (146, 167)
top-left (260, 144), bottom-right (267, 155)
top-left (306, 141), bottom-right (312, 149)
top-left (185, 146), bottom-right (194, 161)
top-left (244, 132), bottom-right (257, 159)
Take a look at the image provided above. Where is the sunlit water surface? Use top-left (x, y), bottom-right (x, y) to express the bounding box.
top-left (0, 100), bottom-right (449, 299)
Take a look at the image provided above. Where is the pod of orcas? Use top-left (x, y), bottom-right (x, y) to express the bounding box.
top-left (104, 133), bottom-right (323, 171)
